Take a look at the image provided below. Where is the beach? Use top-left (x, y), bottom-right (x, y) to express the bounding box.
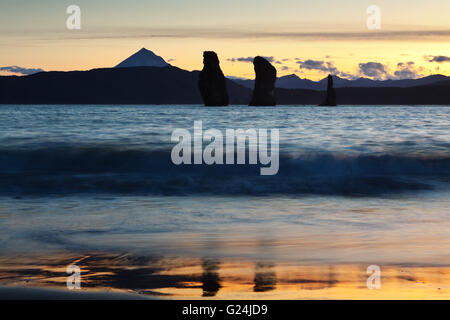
top-left (0, 105), bottom-right (449, 299)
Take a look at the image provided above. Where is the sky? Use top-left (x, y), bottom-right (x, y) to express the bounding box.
top-left (0, 0), bottom-right (449, 80)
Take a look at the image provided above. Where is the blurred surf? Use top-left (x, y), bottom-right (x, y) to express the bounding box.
top-left (0, 146), bottom-right (448, 195)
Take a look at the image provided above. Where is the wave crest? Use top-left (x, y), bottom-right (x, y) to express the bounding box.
top-left (0, 146), bottom-right (449, 196)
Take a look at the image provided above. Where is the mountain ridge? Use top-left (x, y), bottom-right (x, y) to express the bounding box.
top-left (0, 66), bottom-right (250, 104)
top-left (1, 66), bottom-right (449, 105)
top-left (232, 74), bottom-right (450, 90)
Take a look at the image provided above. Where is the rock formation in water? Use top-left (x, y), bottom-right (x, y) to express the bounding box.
top-left (319, 74), bottom-right (337, 106)
top-left (249, 56), bottom-right (277, 106)
top-left (198, 51), bottom-right (229, 106)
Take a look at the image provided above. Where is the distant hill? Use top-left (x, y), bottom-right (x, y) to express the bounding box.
top-left (0, 66), bottom-right (449, 105)
top-left (232, 74), bottom-right (450, 90)
top-left (277, 85), bottom-right (450, 105)
top-left (0, 66), bottom-right (250, 104)
top-left (426, 79), bottom-right (450, 87)
top-left (115, 48), bottom-right (170, 68)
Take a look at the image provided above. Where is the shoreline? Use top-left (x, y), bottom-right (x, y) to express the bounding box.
top-left (0, 285), bottom-right (152, 300)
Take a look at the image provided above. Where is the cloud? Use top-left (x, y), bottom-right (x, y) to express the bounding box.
top-left (358, 61), bottom-right (422, 80)
top-left (295, 59), bottom-right (359, 80)
top-left (0, 66), bottom-right (44, 75)
top-left (394, 68), bottom-right (417, 79)
top-left (425, 55), bottom-right (450, 63)
top-left (395, 62), bottom-right (423, 79)
top-left (50, 27), bottom-right (450, 42)
top-left (297, 60), bottom-right (339, 74)
top-left (338, 72), bottom-right (359, 80)
top-left (227, 56), bottom-right (274, 63)
top-left (358, 62), bottom-right (389, 80)
top-left (397, 62), bottom-right (414, 67)
top-left (295, 59), bottom-right (361, 79)
top-left (227, 57), bottom-right (253, 63)
top-left (394, 69), bottom-right (417, 79)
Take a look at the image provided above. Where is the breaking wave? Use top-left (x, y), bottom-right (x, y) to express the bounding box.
top-left (0, 146), bottom-right (449, 196)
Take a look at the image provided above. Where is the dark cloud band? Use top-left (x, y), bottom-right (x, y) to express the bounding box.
top-left (0, 66), bottom-right (43, 75)
top-left (425, 55), bottom-right (450, 63)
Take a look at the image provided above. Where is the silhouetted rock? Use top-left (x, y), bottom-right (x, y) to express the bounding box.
top-left (319, 74), bottom-right (337, 106)
top-left (249, 56), bottom-right (277, 106)
top-left (198, 51), bottom-right (229, 106)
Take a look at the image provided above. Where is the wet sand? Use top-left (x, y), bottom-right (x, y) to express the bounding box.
top-left (0, 285), bottom-right (151, 300)
top-left (0, 252), bottom-right (448, 299)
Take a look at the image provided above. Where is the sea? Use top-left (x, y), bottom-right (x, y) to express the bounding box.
top-left (0, 104), bottom-right (449, 299)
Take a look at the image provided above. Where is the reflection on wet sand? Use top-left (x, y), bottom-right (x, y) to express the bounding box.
top-left (254, 263), bottom-right (276, 292)
top-left (201, 260), bottom-right (221, 297)
top-left (0, 252), bottom-right (449, 299)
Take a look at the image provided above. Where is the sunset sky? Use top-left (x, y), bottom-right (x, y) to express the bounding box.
top-left (1, 0), bottom-right (449, 80)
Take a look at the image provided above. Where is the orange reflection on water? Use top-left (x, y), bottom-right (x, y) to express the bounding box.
top-left (0, 253), bottom-right (449, 299)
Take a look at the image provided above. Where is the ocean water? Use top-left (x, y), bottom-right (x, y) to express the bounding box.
top-left (0, 105), bottom-right (449, 298)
